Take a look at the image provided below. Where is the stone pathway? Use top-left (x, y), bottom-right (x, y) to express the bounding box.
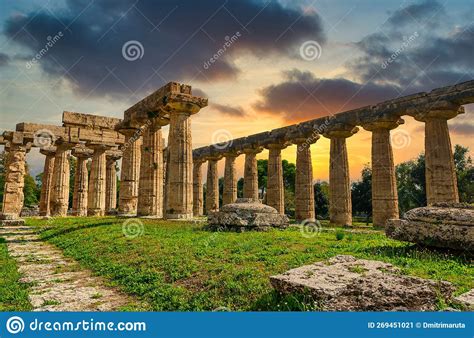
top-left (0, 225), bottom-right (134, 311)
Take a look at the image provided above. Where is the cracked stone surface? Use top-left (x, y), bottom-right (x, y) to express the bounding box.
top-left (270, 255), bottom-right (455, 311)
top-left (0, 225), bottom-right (133, 311)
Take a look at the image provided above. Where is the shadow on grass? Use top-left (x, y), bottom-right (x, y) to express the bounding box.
top-left (39, 221), bottom-right (118, 241)
top-left (362, 244), bottom-right (473, 263)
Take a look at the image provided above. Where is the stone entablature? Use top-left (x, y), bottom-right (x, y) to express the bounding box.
top-left (63, 111), bottom-right (122, 131)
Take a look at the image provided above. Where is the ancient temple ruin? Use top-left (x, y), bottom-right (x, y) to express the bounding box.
top-left (0, 80), bottom-right (473, 230)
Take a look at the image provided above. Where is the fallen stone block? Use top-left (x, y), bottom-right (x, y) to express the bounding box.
top-left (386, 203), bottom-right (474, 251)
top-left (453, 289), bottom-right (474, 310)
top-left (270, 255), bottom-right (454, 311)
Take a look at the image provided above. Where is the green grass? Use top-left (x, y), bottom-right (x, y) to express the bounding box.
top-left (0, 238), bottom-right (32, 311)
top-left (26, 217), bottom-right (473, 311)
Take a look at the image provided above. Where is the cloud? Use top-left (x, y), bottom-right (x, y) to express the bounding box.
top-left (3, 0), bottom-right (325, 100)
top-left (449, 123), bottom-right (474, 136)
top-left (0, 53), bottom-right (9, 67)
top-left (387, 0), bottom-right (445, 27)
top-left (210, 103), bottom-right (246, 117)
top-left (253, 69), bottom-right (398, 122)
top-left (348, 0), bottom-right (473, 93)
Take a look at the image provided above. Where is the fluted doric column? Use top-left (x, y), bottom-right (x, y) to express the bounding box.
top-left (324, 126), bottom-right (358, 226)
top-left (50, 142), bottom-right (72, 217)
top-left (266, 142), bottom-right (289, 214)
top-left (243, 147), bottom-right (263, 200)
top-left (363, 119), bottom-right (403, 227)
top-left (118, 128), bottom-right (142, 215)
top-left (1, 142), bottom-right (28, 219)
top-left (71, 147), bottom-right (92, 216)
top-left (193, 160), bottom-right (204, 216)
top-left (294, 138), bottom-right (317, 222)
top-left (106, 151), bottom-right (121, 214)
top-left (39, 147), bottom-right (56, 216)
top-left (414, 103), bottom-right (463, 205)
top-left (223, 152), bottom-right (239, 205)
top-left (138, 121), bottom-right (164, 217)
top-left (206, 156), bottom-right (221, 213)
top-left (87, 145), bottom-right (108, 216)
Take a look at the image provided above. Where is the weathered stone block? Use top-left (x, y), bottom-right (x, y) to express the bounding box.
top-left (386, 203), bottom-right (474, 251)
top-left (207, 198), bottom-right (289, 232)
top-left (270, 255), bottom-right (454, 311)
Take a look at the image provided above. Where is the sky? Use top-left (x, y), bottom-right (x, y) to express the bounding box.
top-left (0, 0), bottom-right (473, 181)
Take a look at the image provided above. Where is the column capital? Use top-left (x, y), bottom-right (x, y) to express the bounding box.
top-left (205, 154), bottom-right (223, 161)
top-left (223, 149), bottom-right (242, 158)
top-left (106, 149), bottom-right (122, 162)
top-left (323, 123), bottom-right (359, 139)
top-left (242, 145), bottom-right (264, 154)
top-left (266, 140), bottom-right (292, 150)
top-left (292, 136), bottom-right (319, 145)
top-left (362, 118), bottom-right (404, 132)
top-left (412, 101), bottom-right (464, 122)
top-left (40, 145), bottom-right (57, 156)
top-left (71, 146), bottom-right (93, 158)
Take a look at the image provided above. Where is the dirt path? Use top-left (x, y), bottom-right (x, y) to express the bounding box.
top-left (0, 224), bottom-right (134, 311)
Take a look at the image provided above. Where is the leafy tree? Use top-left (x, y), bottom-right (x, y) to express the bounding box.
top-left (314, 181), bottom-right (329, 219)
top-left (282, 160), bottom-right (296, 192)
top-left (351, 165), bottom-right (372, 223)
top-left (396, 154), bottom-right (426, 214)
top-left (68, 155), bottom-right (77, 208)
top-left (454, 145), bottom-right (474, 203)
top-left (257, 159), bottom-right (268, 199)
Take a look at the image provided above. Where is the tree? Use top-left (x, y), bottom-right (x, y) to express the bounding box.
top-left (23, 163), bottom-right (40, 207)
top-left (396, 153), bottom-right (426, 214)
top-left (351, 165), bottom-right (372, 223)
top-left (257, 159), bottom-right (268, 199)
top-left (314, 181), bottom-right (329, 219)
top-left (454, 145), bottom-right (474, 203)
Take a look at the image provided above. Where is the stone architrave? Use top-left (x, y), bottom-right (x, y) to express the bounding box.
top-left (222, 152), bottom-right (239, 205)
top-left (266, 142), bottom-right (290, 215)
top-left (206, 156), bottom-right (222, 214)
top-left (324, 126), bottom-right (358, 226)
top-left (71, 147), bottom-right (92, 216)
top-left (243, 147), bottom-right (263, 201)
top-left (293, 138), bottom-right (316, 222)
top-left (50, 142), bottom-right (73, 217)
top-left (193, 159), bottom-right (204, 216)
top-left (414, 103), bottom-right (463, 205)
top-left (137, 120), bottom-right (165, 217)
top-left (106, 151), bottom-right (121, 214)
top-left (39, 147), bottom-right (56, 216)
top-left (363, 119), bottom-right (403, 227)
top-left (88, 145), bottom-right (109, 216)
top-left (1, 143), bottom-right (28, 219)
top-left (118, 128), bottom-right (142, 215)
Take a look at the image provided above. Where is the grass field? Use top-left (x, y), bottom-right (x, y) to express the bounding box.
top-left (0, 238), bottom-right (32, 311)
top-left (19, 217), bottom-right (473, 311)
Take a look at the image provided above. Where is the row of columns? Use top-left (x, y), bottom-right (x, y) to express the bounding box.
top-left (193, 107), bottom-right (461, 227)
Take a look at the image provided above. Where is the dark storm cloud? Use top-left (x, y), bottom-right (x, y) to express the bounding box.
top-left (449, 123), bottom-right (474, 136)
top-left (253, 69), bottom-right (398, 122)
top-left (3, 0), bottom-right (325, 100)
top-left (0, 53), bottom-right (9, 67)
top-left (210, 103), bottom-right (246, 117)
top-left (348, 0), bottom-right (474, 93)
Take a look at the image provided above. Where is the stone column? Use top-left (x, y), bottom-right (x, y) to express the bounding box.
top-left (324, 127), bottom-right (358, 226)
top-left (266, 143), bottom-right (288, 214)
top-left (88, 145), bottom-right (108, 216)
top-left (72, 151), bottom-right (90, 216)
top-left (1, 143), bottom-right (28, 219)
top-left (223, 153), bottom-right (239, 205)
top-left (50, 142), bottom-right (72, 217)
top-left (118, 129), bottom-right (141, 215)
top-left (165, 111), bottom-right (194, 219)
top-left (206, 157), bottom-right (221, 213)
top-left (415, 104), bottom-right (462, 205)
top-left (39, 148), bottom-right (56, 217)
top-left (105, 153), bottom-right (120, 214)
top-left (243, 147), bottom-right (262, 200)
top-left (138, 122), bottom-right (164, 217)
top-left (294, 139), bottom-right (316, 222)
top-left (363, 120), bottom-right (402, 227)
top-left (193, 160), bottom-right (204, 216)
